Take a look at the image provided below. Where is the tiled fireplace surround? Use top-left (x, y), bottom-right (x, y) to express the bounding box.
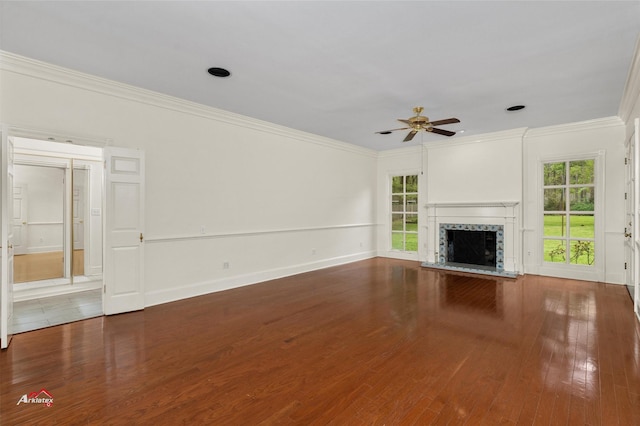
top-left (422, 202), bottom-right (520, 278)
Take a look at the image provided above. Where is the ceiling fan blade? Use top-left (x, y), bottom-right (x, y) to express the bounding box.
top-left (375, 127), bottom-right (409, 134)
top-left (428, 118), bottom-right (460, 126)
top-left (429, 127), bottom-right (456, 137)
top-left (403, 130), bottom-right (418, 142)
top-left (398, 119), bottom-right (412, 125)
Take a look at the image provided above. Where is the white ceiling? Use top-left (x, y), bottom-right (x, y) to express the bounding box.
top-left (1, 1), bottom-right (639, 151)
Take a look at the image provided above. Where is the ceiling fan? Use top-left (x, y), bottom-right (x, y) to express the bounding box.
top-left (376, 107), bottom-right (460, 142)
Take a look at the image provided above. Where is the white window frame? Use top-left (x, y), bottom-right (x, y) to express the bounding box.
top-left (538, 152), bottom-right (605, 282)
top-left (390, 174), bottom-right (419, 253)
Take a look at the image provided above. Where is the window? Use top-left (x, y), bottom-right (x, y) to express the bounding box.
top-left (543, 159), bottom-right (595, 265)
top-left (391, 175), bottom-right (418, 252)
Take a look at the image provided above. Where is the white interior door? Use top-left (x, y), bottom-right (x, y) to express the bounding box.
top-left (12, 184), bottom-right (27, 255)
top-left (104, 147), bottom-right (145, 315)
top-left (625, 129), bottom-right (634, 293)
top-left (633, 119), bottom-right (640, 322)
top-left (1, 131), bottom-right (15, 348)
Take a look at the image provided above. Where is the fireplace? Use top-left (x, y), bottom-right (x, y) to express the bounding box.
top-left (423, 202), bottom-right (519, 278)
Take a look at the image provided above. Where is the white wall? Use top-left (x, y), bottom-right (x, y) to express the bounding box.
top-left (0, 52), bottom-right (377, 306)
top-left (620, 37), bottom-right (640, 141)
top-left (425, 129), bottom-right (524, 205)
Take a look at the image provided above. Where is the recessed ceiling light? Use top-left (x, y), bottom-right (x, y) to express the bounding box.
top-left (208, 67), bottom-right (231, 77)
top-left (506, 105), bottom-right (525, 112)
top-left (458, 130), bottom-right (465, 134)
top-left (378, 131), bottom-right (392, 135)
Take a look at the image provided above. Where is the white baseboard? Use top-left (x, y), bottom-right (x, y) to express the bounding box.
top-left (375, 250), bottom-right (420, 261)
top-left (144, 251), bottom-right (376, 308)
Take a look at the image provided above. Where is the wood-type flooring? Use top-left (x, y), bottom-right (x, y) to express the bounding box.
top-left (1, 258), bottom-right (639, 424)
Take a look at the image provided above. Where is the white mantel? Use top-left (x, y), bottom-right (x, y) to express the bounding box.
top-left (425, 201), bottom-right (521, 274)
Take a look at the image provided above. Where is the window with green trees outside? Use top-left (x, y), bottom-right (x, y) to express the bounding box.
top-left (391, 175), bottom-right (418, 252)
top-left (543, 159), bottom-right (595, 266)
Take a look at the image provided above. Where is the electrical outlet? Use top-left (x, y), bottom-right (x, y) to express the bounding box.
top-left (311, 248), bottom-right (317, 255)
top-left (223, 261), bottom-right (230, 269)
top-left (200, 225), bottom-right (206, 234)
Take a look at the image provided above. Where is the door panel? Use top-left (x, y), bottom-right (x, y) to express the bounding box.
top-left (104, 147), bottom-right (145, 315)
top-left (12, 185), bottom-right (27, 255)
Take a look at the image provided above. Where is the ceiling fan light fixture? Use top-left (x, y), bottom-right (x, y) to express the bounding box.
top-left (208, 67), bottom-right (231, 77)
top-left (506, 104), bottom-right (525, 112)
top-left (374, 106), bottom-right (460, 141)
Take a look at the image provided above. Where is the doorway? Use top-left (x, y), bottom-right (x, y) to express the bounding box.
top-left (2, 132), bottom-right (145, 348)
top-left (11, 137), bottom-right (104, 333)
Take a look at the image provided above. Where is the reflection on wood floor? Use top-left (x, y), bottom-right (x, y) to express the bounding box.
top-left (1, 258), bottom-right (639, 424)
top-left (14, 250), bottom-right (84, 283)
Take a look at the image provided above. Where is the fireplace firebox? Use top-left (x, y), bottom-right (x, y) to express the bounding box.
top-left (438, 224), bottom-right (505, 272)
top-left (446, 229), bottom-right (496, 267)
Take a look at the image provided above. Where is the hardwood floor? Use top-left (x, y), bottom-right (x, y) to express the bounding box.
top-left (1, 258), bottom-right (639, 424)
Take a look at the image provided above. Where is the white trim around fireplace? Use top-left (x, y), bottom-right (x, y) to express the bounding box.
top-left (424, 201), bottom-right (521, 276)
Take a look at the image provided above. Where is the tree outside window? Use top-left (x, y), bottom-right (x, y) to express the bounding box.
top-left (543, 160), bottom-right (595, 265)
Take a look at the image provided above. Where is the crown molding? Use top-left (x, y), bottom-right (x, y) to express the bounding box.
top-left (0, 51), bottom-right (377, 158)
top-left (525, 116), bottom-right (623, 139)
top-left (376, 144), bottom-right (422, 159)
top-left (426, 128), bottom-right (527, 150)
top-left (619, 35), bottom-right (640, 123)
